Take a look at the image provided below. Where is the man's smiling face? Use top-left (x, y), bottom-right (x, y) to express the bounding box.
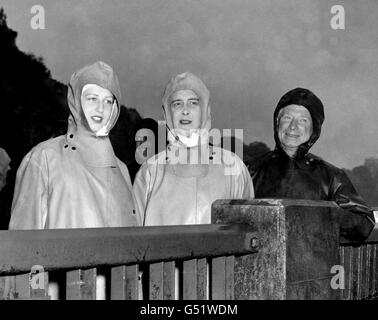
top-left (278, 104), bottom-right (313, 156)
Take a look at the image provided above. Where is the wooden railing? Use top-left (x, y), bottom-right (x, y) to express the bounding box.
top-left (0, 224), bottom-right (257, 300)
top-left (0, 199), bottom-right (377, 300)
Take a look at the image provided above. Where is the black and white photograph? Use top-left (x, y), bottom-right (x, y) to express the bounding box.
top-left (0, 0), bottom-right (377, 308)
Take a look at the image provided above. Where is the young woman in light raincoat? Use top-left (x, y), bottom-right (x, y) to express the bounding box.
top-left (133, 72), bottom-right (254, 226)
top-left (9, 61), bottom-right (139, 229)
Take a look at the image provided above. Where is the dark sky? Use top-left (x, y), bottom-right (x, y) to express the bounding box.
top-left (3, 0), bottom-right (378, 168)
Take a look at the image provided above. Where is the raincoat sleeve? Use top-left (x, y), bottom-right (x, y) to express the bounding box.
top-left (227, 152), bottom-right (254, 199)
top-left (9, 149), bottom-right (48, 230)
top-left (117, 159), bottom-right (142, 226)
top-left (236, 158), bottom-right (254, 199)
top-left (331, 169), bottom-right (376, 241)
top-left (133, 162), bottom-right (153, 226)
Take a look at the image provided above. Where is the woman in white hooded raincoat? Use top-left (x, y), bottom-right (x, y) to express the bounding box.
top-left (133, 72), bottom-right (254, 226)
top-left (9, 61), bottom-right (139, 229)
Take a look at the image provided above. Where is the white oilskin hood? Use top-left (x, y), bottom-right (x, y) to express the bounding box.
top-left (66, 61), bottom-right (121, 166)
top-left (161, 72), bottom-right (211, 148)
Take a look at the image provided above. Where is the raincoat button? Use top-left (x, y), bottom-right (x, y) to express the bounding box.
top-left (69, 134), bottom-right (74, 138)
top-left (132, 209), bottom-right (136, 214)
top-left (72, 147), bottom-right (76, 150)
top-left (209, 156), bottom-right (213, 160)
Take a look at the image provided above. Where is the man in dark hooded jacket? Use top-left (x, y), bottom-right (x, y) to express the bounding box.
top-left (252, 88), bottom-right (375, 241)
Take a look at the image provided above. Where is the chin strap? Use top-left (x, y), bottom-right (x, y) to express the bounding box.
top-left (95, 126), bottom-right (108, 137)
top-left (94, 102), bottom-right (117, 137)
top-left (168, 128), bottom-right (210, 149)
top-left (175, 132), bottom-right (200, 148)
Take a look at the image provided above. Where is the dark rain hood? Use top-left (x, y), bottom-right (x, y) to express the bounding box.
top-left (66, 61), bottom-right (121, 166)
top-left (273, 87), bottom-right (325, 158)
top-left (253, 88), bottom-right (375, 241)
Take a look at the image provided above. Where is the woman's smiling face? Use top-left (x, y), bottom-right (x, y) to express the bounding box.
top-left (81, 84), bottom-right (115, 133)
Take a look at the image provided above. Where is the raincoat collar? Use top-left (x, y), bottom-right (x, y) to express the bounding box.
top-left (66, 116), bottom-right (117, 167)
top-left (271, 147), bottom-right (320, 170)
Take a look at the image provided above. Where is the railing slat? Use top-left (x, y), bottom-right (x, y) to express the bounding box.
top-left (225, 256), bottom-right (235, 300)
top-left (2, 276), bottom-right (16, 299)
top-left (183, 259), bottom-right (197, 299)
top-left (362, 245), bottom-right (369, 299)
top-left (111, 265), bottom-right (139, 300)
top-left (125, 265), bottom-right (140, 300)
top-left (15, 274), bottom-right (30, 299)
top-left (83, 269), bottom-right (97, 300)
top-left (66, 268), bottom-right (96, 300)
top-left (149, 262), bottom-right (163, 300)
top-left (211, 257), bottom-right (225, 300)
top-left (111, 266), bottom-right (126, 300)
top-left (163, 262), bottom-right (176, 300)
top-left (196, 258), bottom-right (207, 300)
top-left (211, 256), bottom-right (235, 300)
top-left (352, 247), bottom-right (361, 300)
top-left (339, 247), bottom-right (345, 300)
top-left (342, 246), bottom-right (353, 300)
top-left (368, 244), bottom-right (375, 298)
top-left (0, 277), bottom-right (6, 299)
